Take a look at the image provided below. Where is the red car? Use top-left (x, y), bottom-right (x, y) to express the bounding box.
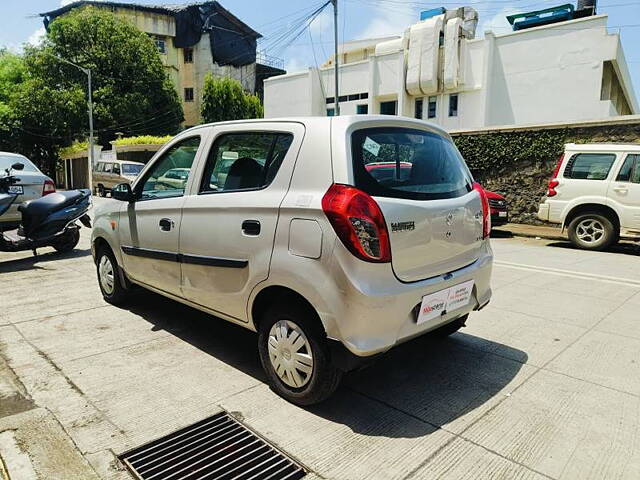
top-left (485, 190), bottom-right (508, 226)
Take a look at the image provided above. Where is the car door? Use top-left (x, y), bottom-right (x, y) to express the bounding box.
top-left (608, 153), bottom-right (640, 232)
top-left (118, 135), bottom-right (204, 296)
top-left (179, 123), bottom-right (304, 321)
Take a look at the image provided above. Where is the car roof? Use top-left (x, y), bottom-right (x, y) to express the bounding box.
top-left (182, 116), bottom-right (450, 139)
top-left (100, 159), bottom-right (144, 165)
top-left (0, 152), bottom-right (28, 158)
top-left (565, 143), bottom-right (640, 152)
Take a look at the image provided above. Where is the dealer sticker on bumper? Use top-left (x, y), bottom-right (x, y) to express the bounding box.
top-left (417, 280), bottom-right (475, 325)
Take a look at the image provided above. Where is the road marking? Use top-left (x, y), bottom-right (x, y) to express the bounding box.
top-left (495, 260), bottom-right (640, 288)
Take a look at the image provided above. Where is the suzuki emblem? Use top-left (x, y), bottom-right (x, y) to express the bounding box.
top-left (446, 212), bottom-right (455, 226)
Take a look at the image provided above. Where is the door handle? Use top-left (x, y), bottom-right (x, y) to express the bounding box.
top-left (242, 220), bottom-right (261, 236)
top-left (613, 186), bottom-right (628, 194)
top-left (159, 218), bottom-right (174, 232)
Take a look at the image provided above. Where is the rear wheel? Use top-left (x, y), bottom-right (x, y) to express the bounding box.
top-left (96, 185), bottom-right (105, 197)
top-left (96, 246), bottom-right (131, 306)
top-left (568, 213), bottom-right (617, 251)
top-left (52, 228), bottom-right (80, 253)
top-left (258, 302), bottom-right (342, 405)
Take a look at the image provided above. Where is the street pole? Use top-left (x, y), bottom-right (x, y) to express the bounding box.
top-left (332, 0), bottom-right (340, 116)
top-left (87, 68), bottom-right (94, 170)
top-left (45, 53), bottom-right (94, 189)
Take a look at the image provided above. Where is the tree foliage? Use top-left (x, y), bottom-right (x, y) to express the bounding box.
top-left (201, 74), bottom-right (263, 123)
top-left (0, 50), bottom-right (26, 152)
top-left (1, 6), bottom-right (184, 174)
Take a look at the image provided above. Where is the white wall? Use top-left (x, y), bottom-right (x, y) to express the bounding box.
top-left (264, 72), bottom-right (312, 117)
top-left (264, 14), bottom-right (637, 128)
top-left (485, 15), bottom-right (619, 126)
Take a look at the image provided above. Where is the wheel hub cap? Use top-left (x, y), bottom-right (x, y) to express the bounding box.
top-left (267, 320), bottom-right (314, 388)
top-left (98, 255), bottom-right (115, 295)
top-left (576, 219), bottom-right (604, 244)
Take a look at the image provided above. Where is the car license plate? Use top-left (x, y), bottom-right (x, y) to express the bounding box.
top-left (499, 211), bottom-right (507, 217)
top-left (417, 280), bottom-right (474, 325)
top-left (8, 185), bottom-right (23, 194)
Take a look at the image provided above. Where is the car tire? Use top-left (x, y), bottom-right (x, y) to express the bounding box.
top-left (431, 314), bottom-right (467, 337)
top-left (96, 246), bottom-right (131, 306)
top-left (568, 213), bottom-right (617, 251)
top-left (258, 302), bottom-right (342, 406)
top-left (52, 228), bottom-right (80, 253)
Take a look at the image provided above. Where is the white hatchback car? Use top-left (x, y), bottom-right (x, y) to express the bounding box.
top-left (92, 116), bottom-right (493, 404)
top-left (538, 143), bottom-right (640, 250)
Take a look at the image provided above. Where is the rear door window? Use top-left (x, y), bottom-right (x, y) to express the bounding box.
top-left (563, 153), bottom-right (616, 180)
top-left (199, 132), bottom-right (293, 193)
top-left (351, 127), bottom-right (472, 200)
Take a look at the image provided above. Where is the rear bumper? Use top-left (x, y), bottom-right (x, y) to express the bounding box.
top-left (0, 204), bottom-right (23, 224)
top-left (325, 240), bottom-right (493, 358)
top-left (537, 202), bottom-right (550, 222)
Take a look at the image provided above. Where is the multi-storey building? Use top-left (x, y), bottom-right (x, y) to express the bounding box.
top-left (41, 1), bottom-right (284, 126)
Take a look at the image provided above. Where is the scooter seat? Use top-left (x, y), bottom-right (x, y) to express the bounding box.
top-left (18, 190), bottom-right (87, 238)
top-left (18, 190), bottom-right (84, 217)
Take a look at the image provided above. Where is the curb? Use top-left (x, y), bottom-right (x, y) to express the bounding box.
top-left (492, 226), bottom-right (566, 242)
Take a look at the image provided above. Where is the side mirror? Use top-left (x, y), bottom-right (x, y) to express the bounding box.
top-left (111, 183), bottom-right (135, 202)
top-left (11, 163), bottom-right (24, 171)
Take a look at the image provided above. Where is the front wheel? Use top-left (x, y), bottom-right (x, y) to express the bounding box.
top-left (52, 228), bottom-right (80, 253)
top-left (567, 213), bottom-right (617, 251)
top-left (96, 247), bottom-right (132, 306)
top-left (258, 303), bottom-right (342, 406)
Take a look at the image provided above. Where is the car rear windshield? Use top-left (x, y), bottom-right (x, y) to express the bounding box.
top-left (122, 163), bottom-right (143, 176)
top-left (0, 155), bottom-right (39, 173)
top-left (351, 127), bottom-right (472, 200)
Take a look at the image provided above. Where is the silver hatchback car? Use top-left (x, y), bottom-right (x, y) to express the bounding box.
top-left (91, 116), bottom-right (493, 405)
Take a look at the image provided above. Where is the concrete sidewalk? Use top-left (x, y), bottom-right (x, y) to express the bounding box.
top-left (1, 210), bottom-right (640, 479)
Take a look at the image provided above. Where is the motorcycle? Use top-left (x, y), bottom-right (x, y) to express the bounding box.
top-left (0, 161), bottom-right (92, 255)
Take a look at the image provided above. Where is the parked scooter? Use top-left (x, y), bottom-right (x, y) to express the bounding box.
top-left (0, 162), bottom-right (91, 255)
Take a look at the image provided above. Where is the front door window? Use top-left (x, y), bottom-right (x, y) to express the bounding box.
top-left (138, 137), bottom-right (201, 199)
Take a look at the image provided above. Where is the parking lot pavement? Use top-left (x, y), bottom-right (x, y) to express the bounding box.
top-left (1, 205), bottom-right (639, 479)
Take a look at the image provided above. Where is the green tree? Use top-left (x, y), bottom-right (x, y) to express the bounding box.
top-left (201, 74), bottom-right (264, 123)
top-left (10, 6), bottom-right (184, 173)
top-left (0, 50), bottom-right (26, 152)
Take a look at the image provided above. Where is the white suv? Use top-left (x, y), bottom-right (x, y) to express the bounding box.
top-left (538, 143), bottom-right (640, 250)
top-left (91, 116), bottom-right (493, 405)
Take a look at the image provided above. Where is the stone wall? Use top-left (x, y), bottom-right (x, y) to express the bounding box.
top-left (450, 119), bottom-right (640, 224)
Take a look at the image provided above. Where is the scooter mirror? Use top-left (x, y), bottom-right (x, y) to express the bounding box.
top-left (11, 163), bottom-right (24, 171)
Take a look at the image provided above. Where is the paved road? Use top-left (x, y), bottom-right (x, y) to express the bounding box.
top-left (1, 199), bottom-right (639, 479)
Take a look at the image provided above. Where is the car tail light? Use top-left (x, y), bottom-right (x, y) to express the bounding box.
top-left (473, 182), bottom-right (491, 239)
top-left (43, 179), bottom-right (56, 196)
top-left (547, 154), bottom-right (565, 197)
top-left (322, 184), bottom-right (391, 263)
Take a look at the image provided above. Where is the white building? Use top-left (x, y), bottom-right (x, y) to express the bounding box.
top-left (264, 6), bottom-right (637, 130)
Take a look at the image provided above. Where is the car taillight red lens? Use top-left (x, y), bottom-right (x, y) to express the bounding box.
top-left (473, 182), bottom-right (491, 239)
top-left (322, 184), bottom-right (391, 263)
top-left (43, 179), bottom-right (56, 196)
top-left (547, 154), bottom-right (565, 197)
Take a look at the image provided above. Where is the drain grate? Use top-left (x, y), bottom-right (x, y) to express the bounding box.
top-left (119, 412), bottom-right (306, 480)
